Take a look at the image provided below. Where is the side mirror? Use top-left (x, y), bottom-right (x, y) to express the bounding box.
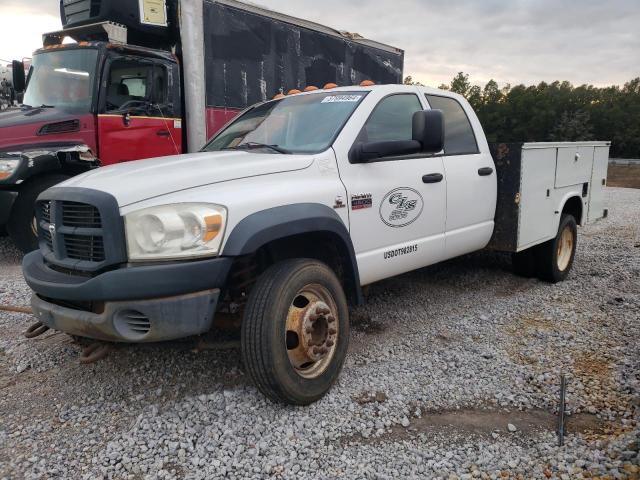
top-left (412, 109), bottom-right (444, 154)
top-left (349, 139), bottom-right (422, 163)
top-left (12, 60), bottom-right (25, 93)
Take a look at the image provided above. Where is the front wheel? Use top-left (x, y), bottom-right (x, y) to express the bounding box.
top-left (536, 214), bottom-right (578, 283)
top-left (241, 259), bottom-right (350, 405)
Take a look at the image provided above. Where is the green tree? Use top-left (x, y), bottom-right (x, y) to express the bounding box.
top-left (551, 110), bottom-right (594, 141)
top-left (437, 72), bottom-right (639, 158)
top-left (450, 72), bottom-right (471, 97)
top-left (403, 76), bottom-right (424, 86)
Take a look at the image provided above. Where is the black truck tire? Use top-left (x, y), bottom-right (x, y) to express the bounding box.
top-left (536, 214), bottom-right (578, 284)
top-left (241, 259), bottom-right (350, 405)
top-left (7, 174), bottom-right (70, 253)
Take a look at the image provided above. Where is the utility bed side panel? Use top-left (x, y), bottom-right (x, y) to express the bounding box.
top-left (486, 143), bottom-right (522, 252)
top-left (588, 146), bottom-right (610, 223)
top-left (486, 141), bottom-right (610, 253)
top-left (519, 148), bottom-right (557, 249)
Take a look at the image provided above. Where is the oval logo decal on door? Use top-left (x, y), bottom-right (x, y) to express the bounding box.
top-left (379, 188), bottom-right (424, 228)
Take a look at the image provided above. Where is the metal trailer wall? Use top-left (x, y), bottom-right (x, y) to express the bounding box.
top-left (183, 0), bottom-right (404, 151)
top-left (202, 1), bottom-right (404, 111)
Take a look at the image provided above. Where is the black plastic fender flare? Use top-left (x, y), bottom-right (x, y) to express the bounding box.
top-left (222, 203), bottom-right (363, 305)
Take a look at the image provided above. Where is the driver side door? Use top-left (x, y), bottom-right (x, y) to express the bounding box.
top-left (97, 56), bottom-right (182, 165)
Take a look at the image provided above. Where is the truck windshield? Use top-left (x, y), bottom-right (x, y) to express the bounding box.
top-left (204, 91), bottom-right (368, 154)
top-left (23, 49), bottom-right (98, 112)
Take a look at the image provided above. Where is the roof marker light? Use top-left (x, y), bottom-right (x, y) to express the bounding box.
top-left (360, 80), bottom-right (375, 87)
top-left (323, 83), bottom-right (338, 89)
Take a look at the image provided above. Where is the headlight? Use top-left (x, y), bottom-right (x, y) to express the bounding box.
top-left (0, 157), bottom-right (21, 180)
top-left (125, 203), bottom-right (227, 261)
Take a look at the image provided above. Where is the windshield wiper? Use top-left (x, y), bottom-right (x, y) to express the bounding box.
top-left (20, 104), bottom-right (54, 111)
top-left (225, 142), bottom-right (292, 154)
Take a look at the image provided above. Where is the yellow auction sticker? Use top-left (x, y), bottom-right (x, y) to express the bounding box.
top-left (140, 0), bottom-right (168, 26)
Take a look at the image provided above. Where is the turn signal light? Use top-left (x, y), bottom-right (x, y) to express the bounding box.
top-left (203, 214), bottom-right (223, 242)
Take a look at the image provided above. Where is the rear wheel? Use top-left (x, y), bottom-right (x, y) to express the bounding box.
top-left (241, 259), bottom-right (350, 405)
top-left (7, 174), bottom-right (70, 253)
top-left (536, 214), bottom-right (578, 283)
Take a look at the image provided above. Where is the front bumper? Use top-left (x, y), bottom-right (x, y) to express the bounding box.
top-left (32, 289), bottom-right (220, 343)
top-left (23, 251), bottom-right (234, 342)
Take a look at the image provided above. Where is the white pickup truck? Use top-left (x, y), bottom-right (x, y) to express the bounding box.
top-left (22, 84), bottom-right (610, 405)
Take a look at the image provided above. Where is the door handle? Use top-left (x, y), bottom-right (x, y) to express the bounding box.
top-left (422, 173), bottom-right (444, 184)
top-left (478, 167), bottom-right (494, 176)
top-left (157, 129), bottom-right (171, 137)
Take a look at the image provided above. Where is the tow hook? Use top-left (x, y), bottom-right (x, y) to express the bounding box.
top-left (79, 343), bottom-right (112, 365)
top-left (24, 321), bottom-right (50, 339)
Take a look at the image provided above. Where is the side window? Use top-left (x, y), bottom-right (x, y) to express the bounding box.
top-left (357, 94), bottom-right (423, 143)
top-left (425, 95), bottom-right (479, 155)
top-left (121, 77), bottom-right (146, 97)
top-left (104, 60), bottom-right (167, 112)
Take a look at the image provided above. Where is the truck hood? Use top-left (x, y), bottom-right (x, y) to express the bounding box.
top-left (60, 150), bottom-right (315, 206)
top-left (0, 107), bottom-right (96, 153)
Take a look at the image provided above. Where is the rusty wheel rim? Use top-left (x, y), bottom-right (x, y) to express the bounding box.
top-left (557, 225), bottom-right (574, 271)
top-left (285, 284), bottom-right (339, 379)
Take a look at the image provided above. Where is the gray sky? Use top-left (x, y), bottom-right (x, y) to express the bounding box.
top-left (1, 0), bottom-right (638, 87)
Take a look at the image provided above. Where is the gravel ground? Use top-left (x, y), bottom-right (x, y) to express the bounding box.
top-left (0, 187), bottom-right (638, 480)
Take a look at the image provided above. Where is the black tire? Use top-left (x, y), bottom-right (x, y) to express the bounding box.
top-left (536, 214), bottom-right (578, 283)
top-left (241, 258), bottom-right (350, 405)
top-left (7, 174), bottom-right (70, 253)
top-left (512, 248), bottom-right (538, 278)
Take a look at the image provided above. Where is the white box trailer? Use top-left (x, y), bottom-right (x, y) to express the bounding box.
top-left (488, 141), bottom-right (610, 253)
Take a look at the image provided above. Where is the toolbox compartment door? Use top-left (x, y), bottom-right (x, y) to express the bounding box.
top-left (519, 147), bottom-right (557, 249)
top-left (555, 146), bottom-right (595, 188)
top-left (587, 146), bottom-right (610, 223)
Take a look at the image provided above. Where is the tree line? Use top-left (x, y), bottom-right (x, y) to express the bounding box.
top-left (405, 73), bottom-right (640, 159)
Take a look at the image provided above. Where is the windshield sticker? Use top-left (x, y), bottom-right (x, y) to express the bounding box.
top-left (321, 95), bottom-right (363, 103)
top-left (379, 188), bottom-right (424, 227)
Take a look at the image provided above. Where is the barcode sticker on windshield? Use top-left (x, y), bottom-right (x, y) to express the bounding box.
top-left (321, 95), bottom-right (363, 103)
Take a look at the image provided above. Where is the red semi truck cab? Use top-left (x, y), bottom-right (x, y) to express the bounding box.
top-left (1, 43), bottom-right (184, 165)
top-left (0, 0), bottom-right (404, 252)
